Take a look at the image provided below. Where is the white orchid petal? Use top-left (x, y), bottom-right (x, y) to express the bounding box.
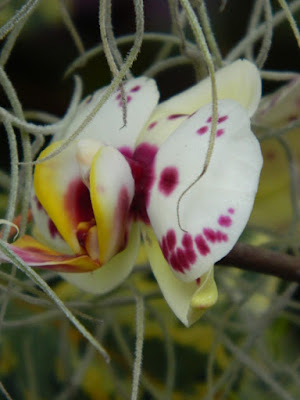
top-left (146, 100), bottom-right (263, 282)
top-left (64, 77), bottom-right (159, 150)
top-left (138, 59), bottom-right (261, 147)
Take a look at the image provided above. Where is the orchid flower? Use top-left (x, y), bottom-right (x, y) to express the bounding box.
top-left (1, 60), bottom-right (263, 326)
top-left (250, 77), bottom-right (300, 232)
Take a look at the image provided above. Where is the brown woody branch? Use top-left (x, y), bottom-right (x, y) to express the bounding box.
top-left (217, 243), bottom-right (300, 283)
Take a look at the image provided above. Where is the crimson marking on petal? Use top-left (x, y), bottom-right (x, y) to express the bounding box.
top-left (147, 121), bottom-right (158, 130)
top-left (166, 229), bottom-right (176, 251)
top-left (117, 95), bottom-right (132, 107)
top-left (186, 248), bottom-right (197, 264)
top-left (64, 179), bottom-right (94, 224)
top-left (215, 230), bottom-right (228, 242)
top-left (116, 93), bottom-right (121, 101)
top-left (203, 228), bottom-right (217, 243)
top-left (176, 247), bottom-right (190, 270)
top-left (161, 236), bottom-right (169, 259)
top-left (182, 233), bottom-right (193, 248)
top-left (228, 208), bottom-right (235, 214)
top-left (197, 126), bottom-right (209, 135)
top-left (130, 85), bottom-right (141, 92)
top-left (118, 146), bottom-right (133, 158)
top-left (206, 116), bottom-right (212, 123)
top-left (158, 166), bottom-right (179, 196)
top-left (129, 143), bottom-right (158, 223)
top-left (218, 215), bottom-right (232, 227)
top-left (195, 235), bottom-right (210, 256)
top-left (196, 277), bottom-right (201, 286)
top-left (115, 186), bottom-right (131, 250)
top-left (222, 232), bottom-right (228, 241)
top-left (218, 115), bottom-right (228, 123)
top-left (216, 129), bottom-right (224, 137)
top-left (48, 219), bottom-right (61, 239)
top-left (132, 143), bottom-right (158, 169)
top-left (167, 113), bottom-right (187, 120)
top-left (34, 196), bottom-right (44, 212)
top-left (170, 253), bottom-right (184, 273)
top-left (117, 187), bottom-right (130, 219)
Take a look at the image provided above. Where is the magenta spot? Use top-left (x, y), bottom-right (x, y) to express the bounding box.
top-left (48, 219), bottom-right (60, 239)
top-left (130, 85), bottom-right (141, 92)
top-left (176, 247), bottom-right (190, 270)
top-left (218, 115), bottom-right (228, 123)
top-left (206, 116), bottom-right (212, 123)
top-left (186, 248), bottom-right (197, 264)
top-left (216, 230), bottom-right (228, 242)
top-left (118, 146), bottom-right (133, 158)
top-left (218, 215), bottom-right (232, 227)
top-left (170, 253), bottom-right (184, 273)
top-left (158, 166), bottom-right (179, 196)
top-left (216, 129), bottom-right (224, 137)
top-left (147, 121), bottom-right (158, 130)
top-left (203, 228), bottom-right (217, 243)
top-left (196, 277), bottom-right (201, 286)
top-left (34, 196), bottom-right (44, 212)
top-left (133, 143), bottom-right (157, 168)
top-left (166, 229), bottom-right (176, 251)
top-left (128, 143), bottom-right (158, 223)
top-left (197, 126), bottom-right (209, 135)
top-left (222, 232), bottom-right (228, 241)
top-left (182, 233), bottom-right (193, 248)
top-left (195, 235), bottom-right (210, 256)
top-left (64, 179), bottom-right (94, 224)
top-left (167, 113), bottom-right (187, 120)
top-left (228, 208), bottom-right (235, 214)
top-left (161, 237), bottom-right (169, 259)
top-left (115, 186), bottom-right (131, 250)
top-left (117, 95), bottom-right (132, 107)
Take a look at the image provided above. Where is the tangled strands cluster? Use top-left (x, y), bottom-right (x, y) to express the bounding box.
top-left (0, 1), bottom-right (300, 399)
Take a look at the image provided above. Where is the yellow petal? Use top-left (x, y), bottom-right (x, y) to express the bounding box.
top-left (34, 141), bottom-right (93, 253)
top-left (142, 225), bottom-right (218, 327)
top-left (90, 146), bottom-right (135, 264)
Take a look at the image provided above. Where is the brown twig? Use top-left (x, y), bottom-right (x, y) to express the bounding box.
top-left (218, 243), bottom-right (300, 283)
